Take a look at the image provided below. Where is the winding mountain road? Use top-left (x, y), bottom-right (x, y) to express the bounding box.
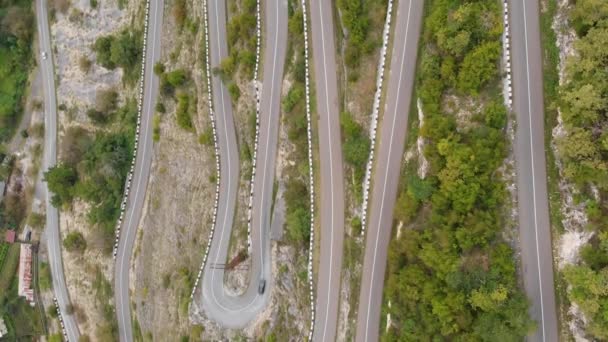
top-left (508, 0), bottom-right (558, 340)
top-left (198, 0), bottom-right (287, 327)
top-left (309, 0), bottom-right (345, 340)
top-left (115, 0), bottom-right (164, 340)
top-left (37, 0), bottom-right (80, 340)
top-left (355, 0), bottom-right (423, 341)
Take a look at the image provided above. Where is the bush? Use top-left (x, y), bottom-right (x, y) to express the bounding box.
top-left (155, 102), bottom-right (166, 113)
top-left (63, 231), bottom-right (87, 252)
top-left (153, 62), bottom-right (165, 75)
top-left (86, 108), bottom-right (108, 124)
top-left (28, 212), bottom-right (45, 229)
top-left (95, 89), bottom-right (118, 113)
top-left (198, 127), bottom-right (214, 146)
top-left (284, 180), bottom-right (310, 243)
top-left (340, 111), bottom-right (370, 178)
top-left (175, 93), bottom-right (194, 131)
top-left (79, 55), bottom-right (92, 73)
top-left (282, 85), bottom-right (304, 113)
top-left (153, 115), bottom-right (161, 142)
top-left (165, 69), bottom-right (188, 87)
top-left (228, 83), bottom-right (240, 102)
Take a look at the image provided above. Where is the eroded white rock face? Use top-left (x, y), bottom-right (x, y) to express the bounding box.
top-left (558, 230), bottom-right (593, 269)
top-left (550, 1), bottom-right (594, 340)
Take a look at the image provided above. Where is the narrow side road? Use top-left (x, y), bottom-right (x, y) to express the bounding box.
top-left (309, 0), bottom-right (345, 340)
top-left (355, 0), bottom-right (423, 341)
top-left (36, 0), bottom-right (80, 340)
top-left (115, 0), bottom-right (164, 340)
top-left (198, 0), bottom-right (287, 327)
top-left (508, 0), bottom-right (558, 340)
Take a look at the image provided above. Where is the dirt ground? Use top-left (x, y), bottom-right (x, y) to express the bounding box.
top-left (130, 0), bottom-right (217, 339)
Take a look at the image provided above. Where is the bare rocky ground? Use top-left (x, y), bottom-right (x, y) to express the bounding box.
top-left (48, 0), bottom-right (143, 338)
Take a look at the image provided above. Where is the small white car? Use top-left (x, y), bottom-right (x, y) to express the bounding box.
top-left (42, 52), bottom-right (47, 60)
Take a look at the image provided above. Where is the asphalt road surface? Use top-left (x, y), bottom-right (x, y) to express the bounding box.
top-left (36, 0), bottom-right (80, 340)
top-left (509, 0), bottom-right (558, 340)
top-left (199, 0), bottom-right (287, 327)
top-left (309, 0), bottom-right (345, 340)
top-left (355, 0), bottom-right (423, 341)
top-left (115, 0), bottom-right (164, 340)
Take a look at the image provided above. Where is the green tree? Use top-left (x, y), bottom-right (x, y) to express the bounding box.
top-left (458, 41), bottom-right (501, 94)
top-left (44, 164), bottom-right (78, 206)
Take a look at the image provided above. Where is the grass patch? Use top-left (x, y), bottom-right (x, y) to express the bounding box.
top-left (540, 0), bottom-right (565, 235)
top-left (38, 261), bottom-right (52, 291)
top-left (0, 0), bottom-right (34, 143)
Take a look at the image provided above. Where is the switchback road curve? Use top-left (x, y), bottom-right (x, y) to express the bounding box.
top-left (198, 0), bottom-right (287, 327)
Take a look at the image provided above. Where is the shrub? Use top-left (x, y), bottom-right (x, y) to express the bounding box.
top-left (228, 83), bottom-right (240, 102)
top-left (175, 93), bottom-right (194, 131)
top-left (63, 231), bottom-right (87, 252)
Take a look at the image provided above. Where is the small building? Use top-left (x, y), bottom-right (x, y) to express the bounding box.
top-left (18, 243), bottom-right (35, 304)
top-left (4, 230), bottom-right (15, 244)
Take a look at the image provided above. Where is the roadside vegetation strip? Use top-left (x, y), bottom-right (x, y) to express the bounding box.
top-left (359, 0), bottom-right (394, 236)
top-left (190, 0), bottom-right (222, 299)
top-left (111, 0), bottom-right (152, 260)
top-left (299, 0), bottom-right (315, 339)
top-left (502, 0), bottom-right (513, 108)
top-left (52, 297), bottom-right (68, 340)
top-left (550, 1), bottom-right (608, 338)
top-left (245, 0), bottom-right (263, 253)
top-left (382, 0), bottom-right (533, 339)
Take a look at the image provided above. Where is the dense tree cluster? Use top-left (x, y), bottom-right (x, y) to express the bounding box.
top-left (557, 0), bottom-right (608, 339)
top-left (221, 0), bottom-right (257, 80)
top-left (0, 0), bottom-right (34, 142)
top-left (45, 102), bottom-right (137, 253)
top-left (383, 0), bottom-right (533, 340)
top-left (337, 0), bottom-right (378, 69)
top-left (93, 30), bottom-right (142, 83)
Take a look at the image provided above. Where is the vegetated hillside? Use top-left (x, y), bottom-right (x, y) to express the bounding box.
top-left (383, 0), bottom-right (534, 340)
top-left (0, 0), bottom-right (34, 143)
top-left (40, 0), bottom-right (144, 338)
top-left (556, 0), bottom-right (608, 339)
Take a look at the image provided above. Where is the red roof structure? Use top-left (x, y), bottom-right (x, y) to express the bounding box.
top-left (4, 230), bottom-right (15, 244)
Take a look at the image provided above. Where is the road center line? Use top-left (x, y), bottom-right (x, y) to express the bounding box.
top-left (363, 0), bottom-right (412, 340)
top-left (118, 2), bottom-right (157, 340)
top-left (521, 0), bottom-right (546, 340)
top-left (318, 0), bottom-right (337, 339)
